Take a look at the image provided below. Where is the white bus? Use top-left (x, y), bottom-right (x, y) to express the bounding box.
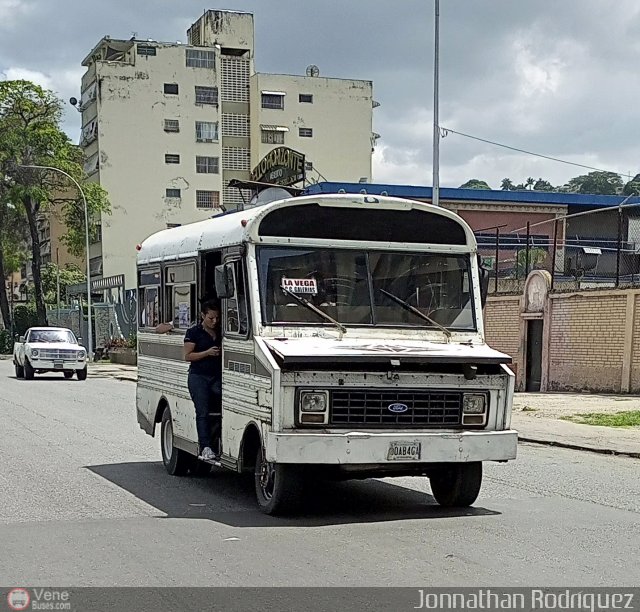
top-left (135, 192), bottom-right (517, 515)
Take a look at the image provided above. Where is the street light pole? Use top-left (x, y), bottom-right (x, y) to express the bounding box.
top-left (432, 0), bottom-right (440, 207)
top-left (19, 164), bottom-right (93, 360)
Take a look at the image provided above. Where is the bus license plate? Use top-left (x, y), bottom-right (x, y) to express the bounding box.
top-left (54, 362), bottom-right (63, 369)
top-left (387, 441), bottom-right (421, 461)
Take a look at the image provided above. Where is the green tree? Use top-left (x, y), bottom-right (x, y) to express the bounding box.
top-left (533, 178), bottom-right (555, 192)
top-left (501, 178), bottom-right (515, 191)
top-left (459, 179), bottom-right (491, 190)
top-left (0, 80), bottom-right (110, 326)
top-left (564, 171), bottom-right (623, 195)
top-left (515, 248), bottom-right (547, 277)
top-left (0, 197), bottom-right (28, 330)
top-left (40, 262), bottom-right (86, 305)
top-left (622, 173), bottom-right (640, 197)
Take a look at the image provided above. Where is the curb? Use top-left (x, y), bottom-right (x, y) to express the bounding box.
top-left (518, 436), bottom-right (640, 459)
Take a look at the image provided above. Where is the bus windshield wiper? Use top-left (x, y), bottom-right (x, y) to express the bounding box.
top-left (282, 288), bottom-right (347, 339)
top-left (379, 289), bottom-right (451, 342)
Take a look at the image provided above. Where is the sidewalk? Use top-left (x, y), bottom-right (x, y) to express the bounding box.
top-left (89, 362), bottom-right (640, 458)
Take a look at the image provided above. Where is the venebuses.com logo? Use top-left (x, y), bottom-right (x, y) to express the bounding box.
top-left (7, 589), bottom-right (30, 611)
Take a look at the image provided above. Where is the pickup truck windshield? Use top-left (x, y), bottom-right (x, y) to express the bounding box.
top-left (257, 247), bottom-right (475, 330)
top-left (28, 330), bottom-right (76, 343)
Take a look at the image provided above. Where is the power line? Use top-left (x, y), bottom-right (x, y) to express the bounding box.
top-left (440, 126), bottom-right (635, 180)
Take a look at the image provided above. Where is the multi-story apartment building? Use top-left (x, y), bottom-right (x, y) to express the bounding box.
top-left (78, 9), bottom-right (376, 290)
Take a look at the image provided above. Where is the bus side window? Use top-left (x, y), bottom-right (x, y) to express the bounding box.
top-left (226, 261), bottom-right (249, 336)
top-left (138, 267), bottom-right (161, 328)
top-left (165, 263), bottom-right (197, 330)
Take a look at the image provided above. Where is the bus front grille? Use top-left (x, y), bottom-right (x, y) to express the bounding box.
top-left (329, 389), bottom-right (463, 427)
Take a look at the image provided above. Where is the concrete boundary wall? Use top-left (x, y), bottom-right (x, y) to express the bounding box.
top-left (484, 274), bottom-right (640, 393)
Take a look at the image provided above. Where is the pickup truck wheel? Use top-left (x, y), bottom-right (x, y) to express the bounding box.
top-left (76, 367), bottom-right (88, 381)
top-left (429, 462), bottom-right (482, 507)
top-left (160, 406), bottom-right (191, 476)
top-left (24, 360), bottom-right (35, 380)
top-left (254, 447), bottom-right (304, 515)
top-left (14, 363), bottom-right (24, 378)
top-left (63, 371), bottom-right (74, 379)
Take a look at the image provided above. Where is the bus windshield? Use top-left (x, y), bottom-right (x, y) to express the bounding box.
top-left (257, 246), bottom-right (476, 330)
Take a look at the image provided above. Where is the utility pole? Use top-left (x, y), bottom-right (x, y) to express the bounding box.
top-left (56, 247), bottom-right (61, 324)
top-left (432, 0), bottom-right (440, 207)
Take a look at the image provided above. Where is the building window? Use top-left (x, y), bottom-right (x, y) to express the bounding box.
top-left (196, 156), bottom-right (219, 174)
top-left (164, 83), bottom-right (179, 95)
top-left (166, 188), bottom-right (181, 198)
top-left (89, 256), bottom-right (103, 277)
top-left (137, 45), bottom-right (156, 56)
top-left (164, 119), bottom-right (180, 133)
top-left (92, 224), bottom-right (102, 244)
top-left (195, 121), bottom-right (218, 142)
top-left (186, 49), bottom-right (215, 69)
top-left (165, 154), bottom-right (180, 164)
top-left (299, 127), bottom-right (313, 138)
top-left (195, 86), bottom-right (218, 105)
top-left (261, 129), bottom-right (285, 144)
top-left (261, 93), bottom-right (285, 110)
top-left (196, 190), bottom-right (220, 209)
top-left (299, 93), bottom-right (313, 103)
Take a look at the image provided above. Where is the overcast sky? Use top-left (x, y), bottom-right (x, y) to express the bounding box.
top-left (1, 0), bottom-right (639, 190)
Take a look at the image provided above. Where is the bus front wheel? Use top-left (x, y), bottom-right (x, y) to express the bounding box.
top-left (429, 462), bottom-right (482, 507)
top-left (254, 447), bottom-right (304, 515)
top-left (160, 406), bottom-right (191, 476)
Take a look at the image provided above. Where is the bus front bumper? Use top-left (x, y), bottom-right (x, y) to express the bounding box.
top-left (266, 429), bottom-right (518, 464)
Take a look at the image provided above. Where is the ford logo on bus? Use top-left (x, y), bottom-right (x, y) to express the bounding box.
top-left (388, 403), bottom-right (409, 413)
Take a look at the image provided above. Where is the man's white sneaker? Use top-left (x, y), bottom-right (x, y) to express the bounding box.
top-left (200, 447), bottom-right (216, 461)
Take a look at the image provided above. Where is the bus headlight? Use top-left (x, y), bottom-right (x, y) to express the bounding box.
top-left (77, 350), bottom-right (86, 359)
top-left (299, 391), bottom-right (328, 412)
top-left (463, 394), bottom-right (486, 414)
top-left (30, 348), bottom-right (39, 358)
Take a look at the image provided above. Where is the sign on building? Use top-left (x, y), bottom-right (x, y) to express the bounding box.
top-left (250, 146), bottom-right (305, 186)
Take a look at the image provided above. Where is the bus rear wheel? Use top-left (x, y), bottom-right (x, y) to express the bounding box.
top-left (160, 406), bottom-right (191, 476)
top-left (429, 462), bottom-right (482, 507)
top-left (254, 447), bottom-right (304, 515)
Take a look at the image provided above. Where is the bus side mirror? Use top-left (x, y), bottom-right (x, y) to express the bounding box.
top-left (478, 258), bottom-right (489, 308)
top-left (215, 264), bottom-right (235, 299)
top-left (19, 336), bottom-right (25, 343)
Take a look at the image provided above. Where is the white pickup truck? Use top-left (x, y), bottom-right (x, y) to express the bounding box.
top-left (13, 327), bottom-right (88, 380)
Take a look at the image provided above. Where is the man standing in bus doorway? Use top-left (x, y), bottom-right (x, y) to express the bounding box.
top-left (184, 301), bottom-right (222, 462)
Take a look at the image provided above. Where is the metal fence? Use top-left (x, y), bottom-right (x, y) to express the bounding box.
top-left (476, 203), bottom-right (640, 293)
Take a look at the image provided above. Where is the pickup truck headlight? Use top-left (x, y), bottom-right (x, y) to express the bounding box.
top-left (77, 350), bottom-right (86, 359)
top-left (30, 348), bottom-right (39, 358)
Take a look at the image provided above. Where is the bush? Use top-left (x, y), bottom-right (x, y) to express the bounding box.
top-left (13, 304), bottom-right (38, 337)
top-left (125, 332), bottom-right (137, 349)
top-left (0, 329), bottom-right (14, 354)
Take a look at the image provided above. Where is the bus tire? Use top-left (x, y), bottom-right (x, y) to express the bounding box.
top-left (254, 447), bottom-right (304, 515)
top-left (429, 462), bottom-right (482, 507)
top-left (15, 362), bottom-right (24, 378)
top-left (76, 367), bottom-right (88, 381)
top-left (160, 406), bottom-right (191, 476)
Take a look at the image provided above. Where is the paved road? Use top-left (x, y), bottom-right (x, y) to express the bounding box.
top-left (0, 359), bottom-right (638, 587)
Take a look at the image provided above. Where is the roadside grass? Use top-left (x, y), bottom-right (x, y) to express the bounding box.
top-left (560, 411), bottom-right (640, 428)
top-left (520, 406), bottom-right (538, 412)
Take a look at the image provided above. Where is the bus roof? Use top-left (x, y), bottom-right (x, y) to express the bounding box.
top-left (137, 193), bottom-right (477, 265)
